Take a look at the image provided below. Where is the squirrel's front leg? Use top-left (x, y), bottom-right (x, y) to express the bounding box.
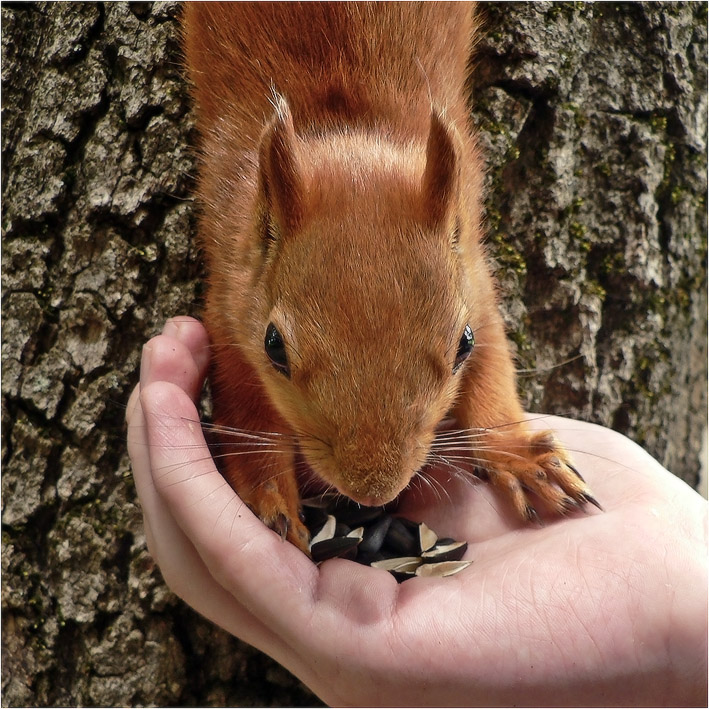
top-left (210, 347), bottom-right (310, 554)
top-left (218, 438), bottom-right (311, 553)
top-left (452, 322), bottom-right (600, 522)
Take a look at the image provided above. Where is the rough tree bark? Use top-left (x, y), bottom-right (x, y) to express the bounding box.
top-left (1, 2), bottom-right (706, 706)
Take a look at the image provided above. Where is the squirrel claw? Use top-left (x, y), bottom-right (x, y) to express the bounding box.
top-left (246, 482), bottom-right (312, 554)
top-left (478, 428), bottom-right (601, 524)
top-left (580, 492), bottom-right (604, 512)
top-left (269, 513), bottom-right (290, 540)
top-left (262, 510), bottom-right (311, 554)
top-left (567, 462), bottom-right (586, 483)
top-left (525, 504), bottom-right (543, 525)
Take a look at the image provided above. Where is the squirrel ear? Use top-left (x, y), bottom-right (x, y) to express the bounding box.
top-left (258, 98), bottom-right (304, 235)
top-left (421, 110), bottom-right (459, 228)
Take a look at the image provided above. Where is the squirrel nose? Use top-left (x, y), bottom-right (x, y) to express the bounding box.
top-left (336, 469), bottom-right (409, 507)
top-left (330, 433), bottom-right (427, 506)
top-left (345, 490), bottom-right (398, 507)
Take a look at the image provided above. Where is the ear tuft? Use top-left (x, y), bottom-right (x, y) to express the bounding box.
top-left (258, 98), bottom-right (304, 236)
top-left (421, 110), bottom-right (459, 227)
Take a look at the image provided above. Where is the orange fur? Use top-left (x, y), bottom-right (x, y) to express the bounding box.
top-left (182, 2), bottom-right (595, 553)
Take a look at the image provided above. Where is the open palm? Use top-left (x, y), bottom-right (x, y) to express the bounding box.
top-left (127, 317), bottom-right (707, 707)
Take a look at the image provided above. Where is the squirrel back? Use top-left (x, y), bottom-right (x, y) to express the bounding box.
top-left (184, 3), bottom-right (476, 146)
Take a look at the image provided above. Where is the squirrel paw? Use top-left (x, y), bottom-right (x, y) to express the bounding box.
top-left (250, 481), bottom-right (311, 554)
top-left (265, 512), bottom-right (311, 554)
top-left (480, 429), bottom-right (602, 523)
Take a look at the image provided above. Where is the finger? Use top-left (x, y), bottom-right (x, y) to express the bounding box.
top-left (136, 323), bottom-right (331, 659)
top-left (141, 379), bottom-right (321, 636)
top-left (130, 319), bottom-right (210, 539)
top-left (141, 334), bottom-right (205, 404)
top-left (140, 381), bottom-right (398, 693)
top-left (125, 381), bottom-right (141, 427)
top-left (161, 316), bottom-right (211, 383)
top-left (127, 378), bottom-right (197, 595)
top-left (128, 375), bottom-right (286, 653)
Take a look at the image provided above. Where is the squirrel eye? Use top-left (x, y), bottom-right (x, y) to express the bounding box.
top-left (453, 324), bottom-right (474, 372)
top-left (264, 322), bottom-right (290, 377)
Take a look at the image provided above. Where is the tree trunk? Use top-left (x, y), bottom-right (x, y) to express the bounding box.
top-left (2, 2), bottom-right (705, 706)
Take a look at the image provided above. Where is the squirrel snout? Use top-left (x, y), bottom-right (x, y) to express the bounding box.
top-left (336, 478), bottom-right (408, 508)
top-left (325, 437), bottom-right (426, 507)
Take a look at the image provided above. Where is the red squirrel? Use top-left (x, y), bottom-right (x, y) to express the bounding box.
top-left (182, 2), bottom-right (598, 553)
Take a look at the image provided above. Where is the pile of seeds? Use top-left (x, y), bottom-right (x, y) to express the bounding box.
top-left (302, 494), bottom-right (471, 582)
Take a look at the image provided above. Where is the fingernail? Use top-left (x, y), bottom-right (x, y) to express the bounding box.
top-left (163, 319), bottom-right (179, 338)
top-left (140, 342), bottom-right (153, 383)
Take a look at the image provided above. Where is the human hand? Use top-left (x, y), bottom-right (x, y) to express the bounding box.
top-left (126, 317), bottom-right (708, 707)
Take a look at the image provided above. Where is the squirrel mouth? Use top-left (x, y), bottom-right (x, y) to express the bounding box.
top-left (294, 446), bottom-right (411, 509)
top-left (294, 417), bottom-right (457, 507)
top-left (294, 448), bottom-right (331, 497)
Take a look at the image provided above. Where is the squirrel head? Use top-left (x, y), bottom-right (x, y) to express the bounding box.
top-left (249, 99), bottom-right (477, 505)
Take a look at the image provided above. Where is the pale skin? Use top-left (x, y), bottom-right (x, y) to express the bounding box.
top-left (126, 317), bottom-right (708, 707)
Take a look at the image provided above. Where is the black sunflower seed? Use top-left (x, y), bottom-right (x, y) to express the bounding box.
top-left (310, 535), bottom-right (361, 563)
top-left (309, 515), bottom-right (336, 546)
top-left (302, 506), bottom-right (329, 532)
top-left (358, 515), bottom-right (392, 556)
top-left (436, 537), bottom-right (456, 546)
top-left (334, 522), bottom-right (352, 537)
top-left (384, 517), bottom-right (419, 556)
top-left (331, 500), bottom-right (385, 526)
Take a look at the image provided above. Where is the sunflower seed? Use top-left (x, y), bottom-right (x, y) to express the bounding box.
top-left (334, 521), bottom-right (352, 537)
top-left (301, 493), bottom-right (471, 581)
top-left (301, 503), bottom-right (329, 532)
top-left (358, 514), bottom-right (392, 556)
top-left (370, 556), bottom-right (421, 573)
top-left (309, 514), bottom-right (336, 547)
top-left (384, 517), bottom-right (419, 556)
top-left (421, 541), bottom-right (468, 563)
top-left (415, 560), bottom-right (472, 578)
top-left (310, 535), bottom-right (361, 563)
top-left (436, 537), bottom-right (456, 546)
top-left (418, 522), bottom-right (438, 553)
top-left (326, 495), bottom-right (385, 525)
